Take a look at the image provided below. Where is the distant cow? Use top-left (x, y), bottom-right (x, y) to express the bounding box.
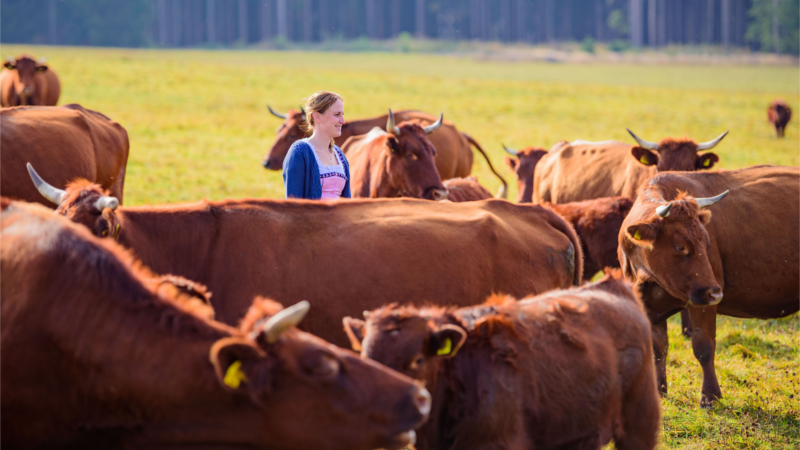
top-left (502, 144), bottom-right (549, 203)
top-left (343, 272), bottom-right (660, 450)
top-left (264, 106), bottom-right (507, 197)
top-left (1, 104), bottom-right (129, 207)
top-left (0, 54), bottom-right (60, 107)
top-left (618, 166), bottom-right (799, 407)
top-left (441, 176), bottom-right (493, 202)
top-left (532, 131), bottom-right (727, 204)
top-left (767, 99), bottom-right (792, 137)
top-left (343, 112), bottom-right (448, 200)
top-left (29, 168), bottom-right (583, 348)
top-left (545, 196), bottom-right (634, 279)
top-left (1, 198), bottom-right (430, 450)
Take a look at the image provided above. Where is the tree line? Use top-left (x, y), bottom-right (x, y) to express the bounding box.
top-left (1, 0), bottom-right (797, 54)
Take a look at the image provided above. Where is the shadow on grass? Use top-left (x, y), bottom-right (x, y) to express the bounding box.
top-left (718, 331), bottom-right (797, 360)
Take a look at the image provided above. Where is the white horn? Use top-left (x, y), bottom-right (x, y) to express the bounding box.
top-left (423, 113), bottom-right (444, 135)
top-left (655, 202), bottom-right (673, 218)
top-left (93, 196), bottom-right (120, 211)
top-left (696, 190), bottom-right (730, 209)
top-left (27, 163), bottom-right (66, 205)
top-left (263, 300), bottom-right (310, 344)
top-left (267, 105), bottom-right (288, 120)
top-left (627, 128), bottom-right (659, 150)
top-left (387, 109), bottom-right (401, 135)
top-left (502, 144), bottom-right (518, 156)
top-left (696, 131), bottom-right (729, 151)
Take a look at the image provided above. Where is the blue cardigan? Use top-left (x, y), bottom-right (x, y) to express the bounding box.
top-left (283, 139), bottom-right (352, 200)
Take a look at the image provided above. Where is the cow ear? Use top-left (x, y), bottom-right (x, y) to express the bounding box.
top-left (430, 324), bottom-right (467, 359)
top-left (3, 62), bottom-right (14, 70)
top-left (342, 317), bottom-right (366, 352)
top-left (210, 338), bottom-right (270, 398)
top-left (696, 153), bottom-right (719, 170)
top-left (631, 147), bottom-right (658, 166)
top-left (504, 156), bottom-right (518, 170)
top-left (35, 64), bottom-right (48, 72)
top-left (626, 222), bottom-right (659, 247)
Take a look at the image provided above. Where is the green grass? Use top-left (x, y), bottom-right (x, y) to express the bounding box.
top-left (4, 45), bottom-right (798, 449)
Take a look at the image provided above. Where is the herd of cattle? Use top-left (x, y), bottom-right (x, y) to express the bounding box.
top-left (1, 53), bottom-right (798, 449)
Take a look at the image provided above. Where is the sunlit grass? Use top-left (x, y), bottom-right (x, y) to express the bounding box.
top-left (4, 45), bottom-right (798, 449)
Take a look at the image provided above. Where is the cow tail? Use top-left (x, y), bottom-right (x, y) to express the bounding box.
top-left (462, 133), bottom-right (509, 200)
top-left (545, 207), bottom-right (584, 286)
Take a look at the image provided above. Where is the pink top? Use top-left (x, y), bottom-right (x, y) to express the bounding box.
top-left (308, 139), bottom-right (347, 200)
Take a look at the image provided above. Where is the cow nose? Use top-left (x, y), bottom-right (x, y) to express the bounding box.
top-left (20, 87), bottom-right (32, 97)
top-left (431, 189), bottom-right (449, 202)
top-left (411, 384), bottom-right (431, 418)
top-left (262, 159), bottom-right (271, 169)
top-left (690, 286), bottom-right (723, 306)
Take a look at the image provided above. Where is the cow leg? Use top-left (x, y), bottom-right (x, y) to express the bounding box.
top-left (688, 305), bottom-right (721, 407)
top-left (615, 354), bottom-right (660, 450)
top-left (679, 309), bottom-right (692, 338)
top-left (651, 319), bottom-right (669, 396)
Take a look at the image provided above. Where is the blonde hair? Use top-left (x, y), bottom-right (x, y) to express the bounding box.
top-left (300, 91), bottom-right (343, 150)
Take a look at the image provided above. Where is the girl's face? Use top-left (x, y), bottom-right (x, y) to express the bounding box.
top-left (314, 99), bottom-right (345, 138)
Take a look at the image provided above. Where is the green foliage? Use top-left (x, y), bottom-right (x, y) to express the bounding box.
top-left (746, 0), bottom-right (800, 55)
top-left (607, 8), bottom-right (629, 39)
top-left (608, 39), bottom-right (630, 53)
top-left (581, 36), bottom-right (596, 54)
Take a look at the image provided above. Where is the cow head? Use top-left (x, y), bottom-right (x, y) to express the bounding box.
top-left (382, 110), bottom-right (448, 201)
top-left (503, 144), bottom-right (548, 203)
top-left (618, 189), bottom-right (729, 308)
top-left (4, 55), bottom-right (47, 106)
top-left (343, 305), bottom-right (466, 382)
top-left (627, 129), bottom-right (727, 172)
top-left (214, 299), bottom-right (431, 450)
top-left (263, 106), bottom-right (307, 170)
top-left (27, 163), bottom-right (121, 239)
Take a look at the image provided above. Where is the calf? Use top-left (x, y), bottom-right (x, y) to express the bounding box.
top-left (441, 176), bottom-right (492, 202)
top-left (1, 199), bottom-right (430, 450)
top-left (767, 99), bottom-right (792, 137)
top-left (344, 272), bottom-right (660, 450)
top-left (503, 144), bottom-right (549, 203)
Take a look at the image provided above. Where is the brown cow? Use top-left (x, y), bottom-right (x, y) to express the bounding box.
top-left (343, 112), bottom-right (448, 200)
top-left (343, 272), bottom-right (660, 450)
top-left (441, 176), bottom-right (493, 202)
top-left (1, 198), bottom-right (431, 450)
top-left (618, 166), bottom-right (800, 407)
top-left (0, 54), bottom-right (60, 107)
top-left (531, 131), bottom-right (727, 204)
top-left (503, 144), bottom-right (549, 203)
top-left (28, 169), bottom-right (583, 348)
top-left (264, 106), bottom-right (507, 197)
top-left (2, 104), bottom-right (129, 207)
top-left (767, 99), bottom-right (792, 137)
top-left (545, 196), bottom-right (634, 279)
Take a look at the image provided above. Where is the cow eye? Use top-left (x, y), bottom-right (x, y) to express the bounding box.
top-left (408, 354), bottom-right (425, 370)
top-left (406, 153), bottom-right (417, 160)
top-left (675, 245), bottom-right (688, 255)
top-left (288, 133), bottom-right (297, 139)
top-left (307, 353), bottom-right (340, 378)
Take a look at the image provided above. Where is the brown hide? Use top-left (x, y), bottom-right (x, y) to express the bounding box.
top-left (532, 136), bottom-right (722, 204)
top-left (0, 54), bottom-right (60, 107)
top-left (618, 166), bottom-right (799, 406)
top-left (442, 176), bottom-right (492, 202)
top-left (545, 196), bottom-right (633, 279)
top-left (46, 186), bottom-right (583, 347)
top-left (345, 273), bottom-right (660, 450)
top-left (0, 199), bottom-right (429, 450)
top-left (264, 109), bottom-right (473, 179)
top-left (504, 146), bottom-right (549, 203)
top-left (1, 104), bottom-right (129, 207)
top-left (342, 124), bottom-right (448, 200)
top-left (767, 99), bottom-right (792, 137)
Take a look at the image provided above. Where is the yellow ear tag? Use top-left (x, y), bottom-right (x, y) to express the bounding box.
top-left (223, 360), bottom-right (248, 389)
top-left (703, 158), bottom-right (710, 167)
top-left (633, 230), bottom-right (642, 240)
top-left (639, 156), bottom-right (649, 164)
top-left (113, 223), bottom-right (121, 239)
top-left (436, 337), bottom-right (452, 356)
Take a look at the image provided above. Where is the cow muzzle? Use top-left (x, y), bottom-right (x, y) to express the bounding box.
top-left (425, 188), bottom-right (449, 202)
top-left (690, 286), bottom-right (723, 306)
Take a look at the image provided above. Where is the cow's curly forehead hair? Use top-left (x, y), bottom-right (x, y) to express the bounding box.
top-left (299, 91), bottom-right (342, 133)
top-left (56, 179), bottom-right (108, 214)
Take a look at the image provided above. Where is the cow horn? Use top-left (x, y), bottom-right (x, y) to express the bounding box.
top-left (267, 105), bottom-right (288, 120)
top-left (502, 144), bottom-right (518, 156)
top-left (626, 128), bottom-right (659, 150)
top-left (696, 190), bottom-right (730, 209)
top-left (387, 109), bottom-right (401, 135)
top-left (696, 131), bottom-right (729, 151)
top-left (300, 107), bottom-right (306, 119)
top-left (655, 202), bottom-right (673, 218)
top-left (423, 113), bottom-right (444, 135)
top-left (263, 300), bottom-right (310, 344)
top-left (93, 196), bottom-right (120, 211)
top-left (27, 163), bottom-right (66, 205)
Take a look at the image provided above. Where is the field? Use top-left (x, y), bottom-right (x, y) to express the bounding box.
top-left (5, 44), bottom-right (799, 448)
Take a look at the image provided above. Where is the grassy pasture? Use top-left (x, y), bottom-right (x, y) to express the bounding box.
top-left (4, 45), bottom-right (798, 449)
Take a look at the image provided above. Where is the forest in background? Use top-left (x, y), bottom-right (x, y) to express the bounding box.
top-left (1, 0), bottom-right (798, 54)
